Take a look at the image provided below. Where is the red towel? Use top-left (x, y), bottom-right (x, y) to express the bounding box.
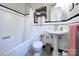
top-left (68, 25), bottom-right (78, 56)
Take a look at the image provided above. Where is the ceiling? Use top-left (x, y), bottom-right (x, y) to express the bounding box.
top-left (28, 3), bottom-right (56, 10)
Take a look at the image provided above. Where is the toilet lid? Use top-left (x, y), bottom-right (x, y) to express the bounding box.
top-left (33, 41), bottom-right (43, 49)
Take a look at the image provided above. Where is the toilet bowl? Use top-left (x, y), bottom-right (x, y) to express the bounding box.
top-left (32, 41), bottom-right (43, 56)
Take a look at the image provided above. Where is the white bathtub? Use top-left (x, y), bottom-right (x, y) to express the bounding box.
top-left (1, 32), bottom-right (41, 56)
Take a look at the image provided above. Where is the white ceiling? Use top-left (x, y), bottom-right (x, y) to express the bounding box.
top-left (28, 3), bottom-right (56, 10)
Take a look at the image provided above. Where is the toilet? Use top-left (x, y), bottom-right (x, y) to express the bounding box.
top-left (32, 41), bottom-right (43, 56)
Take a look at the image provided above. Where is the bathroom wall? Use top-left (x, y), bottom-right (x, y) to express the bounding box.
top-left (0, 6), bottom-right (25, 55)
top-left (67, 4), bottom-right (79, 19)
top-left (60, 3), bottom-right (79, 20)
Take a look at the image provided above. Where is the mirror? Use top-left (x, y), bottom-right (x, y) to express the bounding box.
top-left (34, 6), bottom-right (47, 23)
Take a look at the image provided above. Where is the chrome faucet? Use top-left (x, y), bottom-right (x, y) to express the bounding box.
top-left (53, 24), bottom-right (58, 30)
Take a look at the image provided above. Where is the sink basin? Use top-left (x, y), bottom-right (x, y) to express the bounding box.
top-left (47, 25), bottom-right (68, 35)
top-left (47, 30), bottom-right (68, 35)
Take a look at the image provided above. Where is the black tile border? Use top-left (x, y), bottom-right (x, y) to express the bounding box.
top-left (0, 4), bottom-right (29, 16)
top-left (45, 13), bottom-right (79, 23)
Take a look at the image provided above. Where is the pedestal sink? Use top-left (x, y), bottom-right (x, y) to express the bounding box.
top-left (47, 29), bottom-right (68, 56)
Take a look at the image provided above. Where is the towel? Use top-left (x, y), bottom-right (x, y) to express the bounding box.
top-left (68, 25), bottom-right (78, 56)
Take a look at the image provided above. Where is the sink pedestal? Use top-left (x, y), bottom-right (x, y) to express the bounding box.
top-left (47, 27), bottom-right (68, 56)
top-left (53, 34), bottom-right (59, 56)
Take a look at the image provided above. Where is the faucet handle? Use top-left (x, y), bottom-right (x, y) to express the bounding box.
top-left (60, 27), bottom-right (63, 31)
